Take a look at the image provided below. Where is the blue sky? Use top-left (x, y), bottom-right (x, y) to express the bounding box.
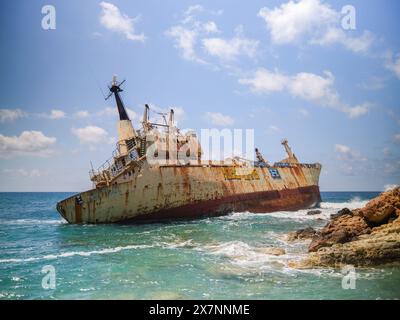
top-left (0, 0), bottom-right (399, 191)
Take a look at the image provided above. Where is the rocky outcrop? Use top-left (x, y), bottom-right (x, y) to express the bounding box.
top-left (287, 227), bottom-right (317, 241)
top-left (330, 207), bottom-right (352, 219)
top-left (307, 209), bottom-right (322, 215)
top-left (308, 214), bottom-right (371, 252)
top-left (292, 187), bottom-right (400, 267)
top-left (304, 217), bottom-right (400, 267)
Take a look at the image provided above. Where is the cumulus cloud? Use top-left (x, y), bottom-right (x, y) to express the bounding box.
top-left (258, 0), bottom-right (374, 53)
top-left (71, 126), bottom-right (114, 149)
top-left (311, 28), bottom-right (374, 53)
top-left (0, 131), bottom-right (56, 158)
top-left (204, 112), bottom-right (234, 126)
top-left (166, 26), bottom-right (204, 63)
top-left (394, 133), bottom-right (400, 144)
top-left (48, 109), bottom-right (66, 119)
top-left (74, 110), bottom-right (89, 118)
top-left (334, 143), bottom-right (367, 175)
top-left (239, 68), bottom-right (370, 118)
top-left (335, 144), bottom-right (367, 161)
top-left (385, 52), bottom-right (400, 79)
top-left (202, 27), bottom-right (259, 61)
top-left (99, 1), bottom-right (145, 42)
top-left (0, 108), bottom-right (26, 122)
top-left (166, 5), bottom-right (257, 64)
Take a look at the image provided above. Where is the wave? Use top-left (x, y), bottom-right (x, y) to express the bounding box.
top-left (219, 197), bottom-right (370, 222)
top-left (0, 244), bottom-right (152, 264)
top-left (200, 241), bottom-right (292, 268)
top-left (0, 219), bottom-right (66, 225)
top-left (320, 197), bottom-right (369, 210)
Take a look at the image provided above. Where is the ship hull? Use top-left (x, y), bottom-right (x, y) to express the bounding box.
top-left (57, 163), bottom-right (321, 224)
top-left (125, 185), bottom-right (321, 223)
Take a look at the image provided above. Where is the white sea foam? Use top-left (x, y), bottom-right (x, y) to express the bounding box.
top-left (220, 198), bottom-right (370, 222)
top-left (0, 219), bottom-right (66, 225)
top-left (0, 244), bottom-right (152, 264)
top-left (201, 241), bottom-right (293, 270)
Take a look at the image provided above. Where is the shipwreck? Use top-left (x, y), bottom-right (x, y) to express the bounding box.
top-left (56, 76), bottom-right (322, 224)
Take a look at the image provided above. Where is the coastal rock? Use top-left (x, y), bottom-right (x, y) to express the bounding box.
top-left (303, 217), bottom-right (400, 267)
top-left (296, 187), bottom-right (400, 267)
top-left (359, 187), bottom-right (400, 224)
top-left (287, 227), bottom-right (317, 241)
top-left (308, 215), bottom-right (370, 252)
top-left (330, 208), bottom-right (352, 219)
top-left (307, 210), bottom-right (322, 216)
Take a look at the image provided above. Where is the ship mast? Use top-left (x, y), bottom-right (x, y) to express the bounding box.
top-left (106, 75), bottom-right (137, 155)
top-left (281, 138), bottom-right (298, 163)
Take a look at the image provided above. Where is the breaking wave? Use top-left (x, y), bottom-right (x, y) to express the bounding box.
top-left (0, 219), bottom-right (66, 225)
top-left (0, 244), bottom-right (152, 264)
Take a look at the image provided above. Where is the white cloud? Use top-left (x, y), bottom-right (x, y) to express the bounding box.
top-left (334, 143), bottom-right (367, 175)
top-left (345, 103), bottom-right (370, 119)
top-left (167, 5), bottom-right (254, 65)
top-left (239, 68), bottom-right (287, 93)
top-left (2, 168), bottom-right (45, 178)
top-left (258, 0), bottom-right (337, 44)
top-left (99, 1), bottom-right (145, 42)
top-left (48, 109), bottom-right (66, 119)
top-left (335, 144), bottom-right (366, 161)
top-left (394, 133), bottom-right (400, 144)
top-left (239, 68), bottom-right (370, 118)
top-left (74, 110), bottom-right (89, 118)
top-left (0, 109), bottom-right (26, 122)
top-left (202, 28), bottom-right (259, 61)
top-left (71, 126), bottom-right (114, 148)
top-left (166, 25), bottom-right (205, 63)
top-left (267, 125), bottom-right (282, 133)
top-left (97, 107), bottom-right (117, 117)
top-left (0, 131), bottom-right (56, 158)
top-left (312, 27), bottom-right (374, 53)
top-left (258, 0), bottom-right (373, 53)
top-left (385, 52), bottom-right (400, 79)
top-left (204, 112), bottom-right (234, 126)
top-left (202, 21), bottom-right (219, 34)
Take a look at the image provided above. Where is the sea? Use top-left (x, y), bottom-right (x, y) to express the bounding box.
top-left (0, 192), bottom-right (399, 300)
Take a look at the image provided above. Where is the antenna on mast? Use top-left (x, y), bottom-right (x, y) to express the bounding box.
top-left (105, 75), bottom-right (129, 120)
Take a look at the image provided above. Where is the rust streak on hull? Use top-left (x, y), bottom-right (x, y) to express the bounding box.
top-left (125, 185), bottom-right (321, 223)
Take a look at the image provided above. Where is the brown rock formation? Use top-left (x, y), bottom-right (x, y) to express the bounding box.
top-left (287, 227), bottom-right (317, 241)
top-left (293, 187), bottom-right (400, 267)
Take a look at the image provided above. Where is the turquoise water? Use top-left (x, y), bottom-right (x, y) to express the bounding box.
top-left (0, 192), bottom-right (399, 300)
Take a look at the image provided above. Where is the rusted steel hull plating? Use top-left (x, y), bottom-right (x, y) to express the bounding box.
top-left (57, 163), bottom-right (322, 224)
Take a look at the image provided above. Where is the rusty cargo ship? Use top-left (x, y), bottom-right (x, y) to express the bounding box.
top-left (56, 77), bottom-right (322, 224)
